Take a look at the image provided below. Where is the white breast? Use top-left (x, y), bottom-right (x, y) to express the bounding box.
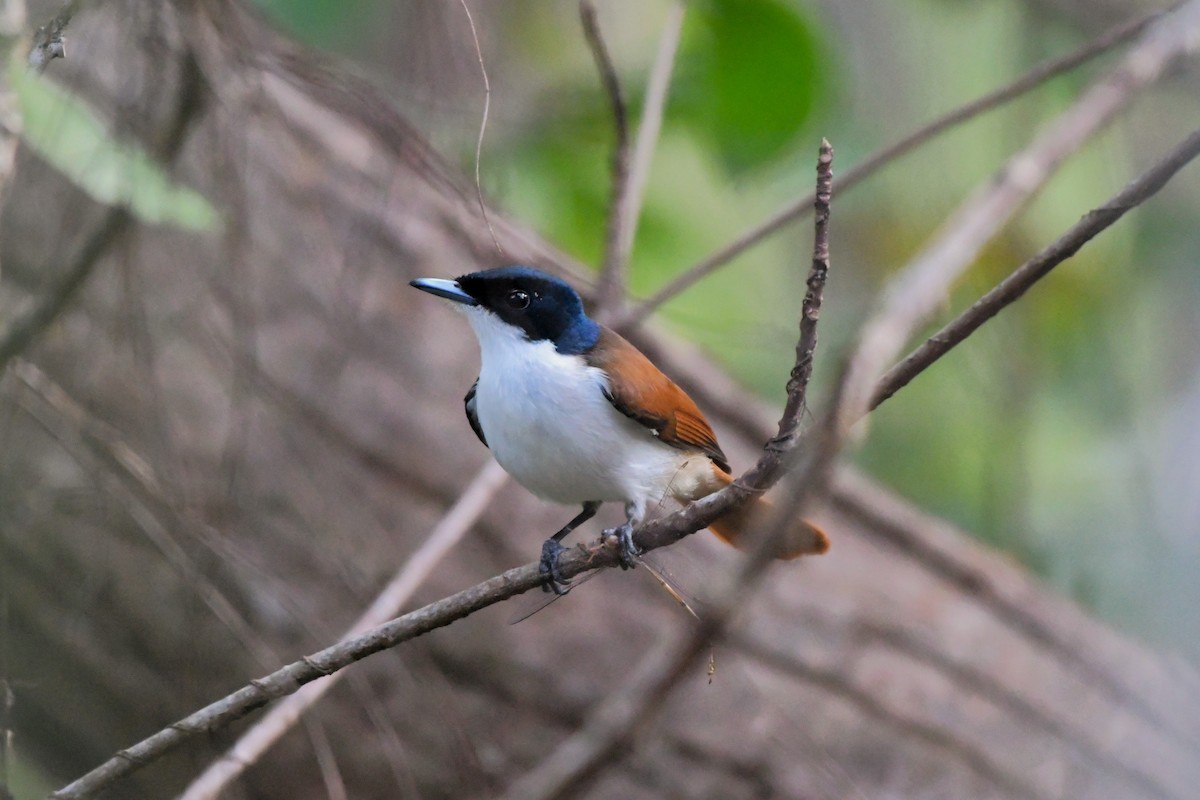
top-left (464, 309), bottom-right (702, 512)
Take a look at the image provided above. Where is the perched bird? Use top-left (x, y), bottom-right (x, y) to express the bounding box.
top-left (411, 266), bottom-right (829, 592)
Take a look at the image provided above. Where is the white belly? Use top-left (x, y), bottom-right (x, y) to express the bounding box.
top-left (471, 333), bottom-right (698, 510)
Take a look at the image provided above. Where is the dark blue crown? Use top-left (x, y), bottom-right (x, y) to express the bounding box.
top-left (455, 266), bottom-right (601, 355)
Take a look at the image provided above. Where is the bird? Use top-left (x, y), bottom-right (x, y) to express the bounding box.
top-left (411, 265), bottom-right (829, 593)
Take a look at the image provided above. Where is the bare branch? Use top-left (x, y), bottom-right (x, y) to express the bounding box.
top-left (0, 208), bottom-right (131, 374)
top-left (619, 5), bottom-right (1163, 327)
top-left (772, 138), bottom-right (833, 446)
top-left (594, 0), bottom-right (685, 325)
top-left (178, 460), bottom-right (509, 800)
top-left (579, 0), bottom-right (632, 316)
top-left (836, 0), bottom-right (1200, 434)
top-left (872, 124), bottom-right (1200, 410)
top-left (11, 360), bottom-right (282, 669)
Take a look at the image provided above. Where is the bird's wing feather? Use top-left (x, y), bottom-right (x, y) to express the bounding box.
top-left (589, 328), bottom-right (729, 472)
top-left (464, 379), bottom-right (487, 447)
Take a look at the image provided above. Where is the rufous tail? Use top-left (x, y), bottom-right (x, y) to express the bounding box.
top-left (702, 467), bottom-right (830, 559)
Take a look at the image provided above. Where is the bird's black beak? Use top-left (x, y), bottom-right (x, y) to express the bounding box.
top-left (410, 278), bottom-right (479, 306)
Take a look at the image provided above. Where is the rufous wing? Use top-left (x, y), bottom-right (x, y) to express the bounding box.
top-left (588, 328), bottom-right (730, 472)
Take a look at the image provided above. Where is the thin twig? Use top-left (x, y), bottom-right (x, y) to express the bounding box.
top-left (619, 6), bottom-right (1163, 328)
top-left (458, 0), bottom-right (503, 257)
top-left (0, 208), bottom-right (130, 374)
top-left (496, 141), bottom-right (837, 800)
top-left (772, 138), bottom-right (833, 448)
top-left (176, 461), bottom-right (509, 800)
top-left (837, 0), bottom-right (1200, 434)
top-left (872, 124), bottom-right (1200, 411)
top-left (305, 720), bottom-right (349, 800)
top-left (579, 0), bottom-right (632, 316)
top-left (11, 359), bottom-right (285, 668)
top-left (595, 0), bottom-right (685, 324)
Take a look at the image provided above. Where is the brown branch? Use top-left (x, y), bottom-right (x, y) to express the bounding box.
top-left (176, 461), bottom-right (510, 800)
top-left (603, 0), bottom-right (685, 321)
top-left (619, 5), bottom-right (1162, 328)
top-left (872, 124), bottom-right (1200, 410)
top-left (772, 138), bottom-right (833, 447)
top-left (0, 207), bottom-right (130, 374)
top-left (836, 0), bottom-right (1200, 434)
top-left (579, 0), bottom-right (632, 316)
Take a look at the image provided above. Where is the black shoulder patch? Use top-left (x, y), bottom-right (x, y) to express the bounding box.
top-left (464, 380), bottom-right (487, 448)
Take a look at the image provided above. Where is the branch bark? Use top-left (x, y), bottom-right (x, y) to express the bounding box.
top-left (579, 0), bottom-right (631, 316)
top-left (873, 124), bottom-right (1200, 410)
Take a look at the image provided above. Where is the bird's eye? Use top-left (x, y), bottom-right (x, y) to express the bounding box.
top-left (506, 289), bottom-right (531, 309)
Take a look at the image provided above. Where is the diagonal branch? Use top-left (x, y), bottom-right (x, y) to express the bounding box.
top-left (579, 0), bottom-right (632, 316)
top-left (0, 207), bottom-right (130, 374)
top-left (596, 0), bottom-right (686, 325)
top-left (836, 0), bottom-right (1200, 433)
top-left (619, 5), bottom-right (1162, 328)
top-left (872, 124), bottom-right (1200, 411)
top-left (176, 460), bottom-right (510, 800)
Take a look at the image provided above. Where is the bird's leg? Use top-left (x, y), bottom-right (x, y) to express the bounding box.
top-left (540, 501), bottom-right (600, 595)
top-left (604, 501), bottom-right (644, 571)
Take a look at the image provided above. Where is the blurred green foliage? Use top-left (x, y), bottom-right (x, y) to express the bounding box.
top-left (252, 0), bottom-right (387, 49)
top-left (10, 57), bottom-right (218, 230)
top-left (251, 0), bottom-right (1200, 655)
top-left (677, 0), bottom-right (825, 172)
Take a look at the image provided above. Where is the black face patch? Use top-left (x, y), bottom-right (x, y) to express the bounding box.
top-left (456, 266), bottom-right (601, 355)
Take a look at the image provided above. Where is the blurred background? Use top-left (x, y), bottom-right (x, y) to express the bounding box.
top-left (251, 0), bottom-right (1200, 650)
top-left (3, 0), bottom-right (1199, 798)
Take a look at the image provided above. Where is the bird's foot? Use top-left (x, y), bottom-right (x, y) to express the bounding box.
top-left (604, 523), bottom-right (641, 570)
top-left (539, 538), bottom-right (571, 595)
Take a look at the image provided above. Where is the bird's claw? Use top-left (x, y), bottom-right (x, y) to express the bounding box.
top-left (605, 523), bottom-right (641, 570)
top-left (539, 538), bottom-right (572, 595)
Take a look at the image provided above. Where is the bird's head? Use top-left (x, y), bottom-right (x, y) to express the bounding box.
top-left (410, 266), bottom-right (601, 355)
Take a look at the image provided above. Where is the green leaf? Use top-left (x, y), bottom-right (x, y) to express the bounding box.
top-left (678, 0), bottom-right (824, 173)
top-left (10, 60), bottom-right (219, 231)
top-left (250, 0), bottom-right (383, 50)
